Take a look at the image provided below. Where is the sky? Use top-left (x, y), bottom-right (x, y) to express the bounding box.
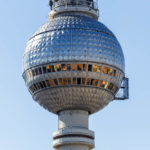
top-left (0, 0), bottom-right (150, 150)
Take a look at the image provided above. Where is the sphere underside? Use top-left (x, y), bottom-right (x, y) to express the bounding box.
top-left (23, 14), bottom-right (125, 114)
top-left (34, 86), bottom-right (113, 114)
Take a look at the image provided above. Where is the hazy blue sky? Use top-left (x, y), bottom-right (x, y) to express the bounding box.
top-left (0, 0), bottom-right (150, 150)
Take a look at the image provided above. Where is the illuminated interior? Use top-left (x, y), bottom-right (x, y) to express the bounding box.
top-left (29, 77), bottom-right (119, 94)
top-left (24, 63), bottom-right (122, 81)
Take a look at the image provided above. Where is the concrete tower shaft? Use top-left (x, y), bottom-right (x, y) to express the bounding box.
top-left (49, 0), bottom-right (99, 20)
top-left (53, 110), bottom-right (94, 150)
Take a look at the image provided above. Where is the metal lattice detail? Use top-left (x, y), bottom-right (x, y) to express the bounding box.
top-left (115, 77), bottom-right (129, 100)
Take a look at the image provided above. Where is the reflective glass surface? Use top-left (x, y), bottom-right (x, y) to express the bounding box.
top-left (23, 15), bottom-right (125, 72)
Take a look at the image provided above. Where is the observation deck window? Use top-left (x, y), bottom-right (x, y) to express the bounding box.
top-left (62, 64), bottom-right (67, 71)
top-left (42, 81), bottom-right (47, 88)
top-left (77, 64), bottom-right (82, 71)
top-left (97, 66), bottom-right (101, 72)
top-left (72, 64), bottom-right (77, 71)
top-left (88, 65), bottom-right (92, 71)
top-left (39, 67), bottom-right (42, 74)
top-left (56, 64), bottom-right (61, 71)
top-left (109, 68), bottom-right (113, 76)
top-left (104, 81), bottom-right (109, 89)
top-left (91, 79), bottom-right (97, 86)
top-left (83, 64), bottom-right (87, 71)
top-left (73, 78), bottom-right (77, 84)
top-left (108, 83), bottom-right (113, 90)
top-left (29, 77), bottom-right (119, 95)
top-left (113, 70), bottom-right (116, 77)
top-left (87, 78), bottom-right (91, 85)
top-left (46, 80), bottom-right (51, 87)
top-left (77, 78), bottom-right (81, 84)
top-left (47, 65), bottom-right (51, 72)
top-left (33, 84), bottom-right (38, 90)
top-left (43, 66), bottom-right (47, 73)
top-left (36, 83), bottom-right (41, 89)
top-left (39, 82), bottom-right (44, 88)
top-left (93, 65), bottom-right (97, 72)
top-left (63, 78), bottom-right (68, 85)
top-left (52, 65), bottom-right (56, 72)
top-left (82, 78), bottom-right (86, 85)
top-left (25, 63), bottom-right (122, 82)
top-left (50, 79), bottom-right (54, 87)
top-left (58, 78), bottom-right (63, 86)
top-left (101, 80), bottom-right (106, 88)
top-left (35, 68), bottom-right (38, 76)
top-left (67, 64), bottom-right (71, 71)
top-left (32, 70), bottom-right (36, 77)
top-left (102, 66), bottom-right (109, 74)
top-left (54, 79), bottom-right (58, 86)
top-left (68, 78), bottom-right (71, 84)
top-left (98, 80), bottom-right (102, 88)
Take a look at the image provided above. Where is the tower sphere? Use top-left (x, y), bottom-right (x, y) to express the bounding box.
top-left (23, 14), bottom-right (125, 114)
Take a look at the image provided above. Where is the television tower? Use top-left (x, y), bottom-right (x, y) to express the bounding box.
top-left (22, 0), bottom-right (129, 149)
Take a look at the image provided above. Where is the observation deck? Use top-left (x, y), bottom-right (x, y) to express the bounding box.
top-left (49, 0), bottom-right (99, 20)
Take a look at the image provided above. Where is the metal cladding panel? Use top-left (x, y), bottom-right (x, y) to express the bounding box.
top-left (23, 15), bottom-right (125, 72)
top-left (34, 86), bottom-right (113, 114)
